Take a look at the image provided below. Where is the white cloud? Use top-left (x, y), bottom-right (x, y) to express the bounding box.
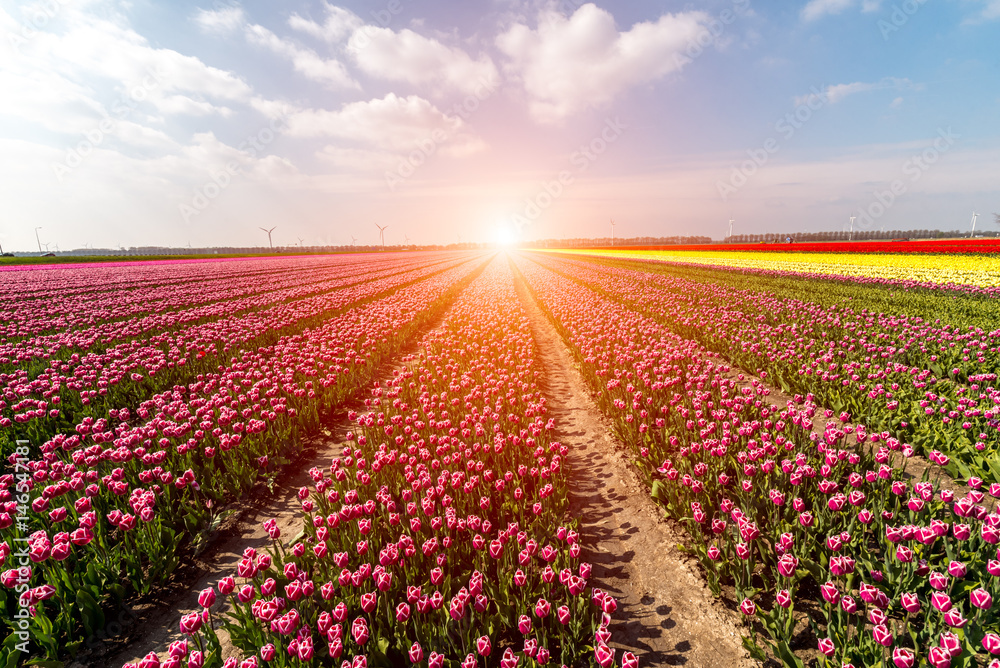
top-left (345, 27), bottom-right (499, 96)
top-left (971, 0), bottom-right (1000, 20)
top-left (243, 23), bottom-right (358, 89)
top-left (288, 5), bottom-right (363, 43)
top-left (193, 6), bottom-right (245, 34)
top-left (801, 0), bottom-right (882, 21)
top-left (0, 67), bottom-right (104, 134)
top-left (0, 6), bottom-right (251, 139)
top-left (794, 77), bottom-right (921, 106)
top-left (496, 4), bottom-right (709, 124)
top-left (250, 96), bottom-right (297, 121)
top-left (801, 0), bottom-right (855, 21)
top-left (191, 5), bottom-right (358, 90)
top-left (285, 93), bottom-right (486, 157)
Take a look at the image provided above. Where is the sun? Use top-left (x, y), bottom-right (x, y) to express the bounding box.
top-left (492, 220), bottom-right (518, 248)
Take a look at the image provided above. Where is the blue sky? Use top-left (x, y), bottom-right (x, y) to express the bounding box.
top-left (0, 0), bottom-right (997, 249)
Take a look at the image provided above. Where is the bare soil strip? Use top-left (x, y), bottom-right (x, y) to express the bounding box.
top-left (511, 263), bottom-right (755, 668)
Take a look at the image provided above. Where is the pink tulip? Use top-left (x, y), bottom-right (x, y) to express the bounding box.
top-left (929, 572), bottom-right (949, 591)
top-left (776, 554), bottom-right (798, 578)
top-left (197, 588), bottom-right (216, 608)
top-left (942, 609), bottom-right (967, 628)
top-left (900, 592), bottom-right (921, 613)
top-left (892, 648), bottom-right (915, 668)
top-left (595, 643), bottom-right (615, 668)
top-left (931, 592), bottom-right (953, 612)
top-left (517, 614), bottom-right (531, 634)
top-left (872, 624), bottom-right (892, 647)
top-left (972, 588), bottom-right (993, 609)
top-left (535, 598), bottom-right (551, 617)
top-left (557, 604), bottom-right (571, 624)
top-left (500, 648), bottom-right (518, 668)
top-left (351, 617), bottom-right (369, 645)
top-left (928, 646), bottom-right (952, 668)
top-left (820, 582), bottom-right (839, 604)
top-left (408, 642), bottom-right (423, 663)
top-left (179, 612), bottom-right (202, 635)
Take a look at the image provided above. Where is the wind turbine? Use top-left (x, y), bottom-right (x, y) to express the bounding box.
top-left (404, 234), bottom-right (411, 244)
top-left (376, 223), bottom-right (387, 249)
top-left (34, 226), bottom-right (43, 253)
top-left (297, 237), bottom-right (304, 247)
top-left (970, 211), bottom-right (979, 238)
top-left (727, 216), bottom-right (734, 241)
top-left (259, 226), bottom-right (276, 249)
top-left (351, 235), bottom-right (357, 246)
top-left (849, 215), bottom-right (856, 241)
top-left (610, 219), bottom-right (616, 246)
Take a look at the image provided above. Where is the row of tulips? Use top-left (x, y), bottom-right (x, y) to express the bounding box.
top-left (0, 254), bottom-right (487, 663)
top-left (1, 255), bottom-right (463, 456)
top-left (0, 255), bottom-right (420, 341)
top-left (530, 253), bottom-right (999, 488)
top-left (0, 254), bottom-right (420, 304)
top-left (564, 248), bottom-right (1000, 291)
top-left (598, 257), bottom-right (1000, 344)
top-left (513, 253), bottom-right (1000, 668)
top-left (121, 256), bottom-right (621, 668)
top-left (0, 254), bottom-right (438, 359)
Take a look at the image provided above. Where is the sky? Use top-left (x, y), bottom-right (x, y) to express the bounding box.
top-left (0, 0), bottom-right (998, 249)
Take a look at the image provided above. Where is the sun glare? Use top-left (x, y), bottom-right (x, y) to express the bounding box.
top-left (493, 221), bottom-right (518, 248)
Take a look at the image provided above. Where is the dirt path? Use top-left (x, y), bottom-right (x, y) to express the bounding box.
top-left (510, 261), bottom-right (755, 668)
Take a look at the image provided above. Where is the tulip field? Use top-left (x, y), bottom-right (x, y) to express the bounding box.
top-left (2, 248), bottom-right (1000, 668)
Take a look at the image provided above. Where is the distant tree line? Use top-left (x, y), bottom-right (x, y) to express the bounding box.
top-left (724, 229), bottom-right (1000, 244)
